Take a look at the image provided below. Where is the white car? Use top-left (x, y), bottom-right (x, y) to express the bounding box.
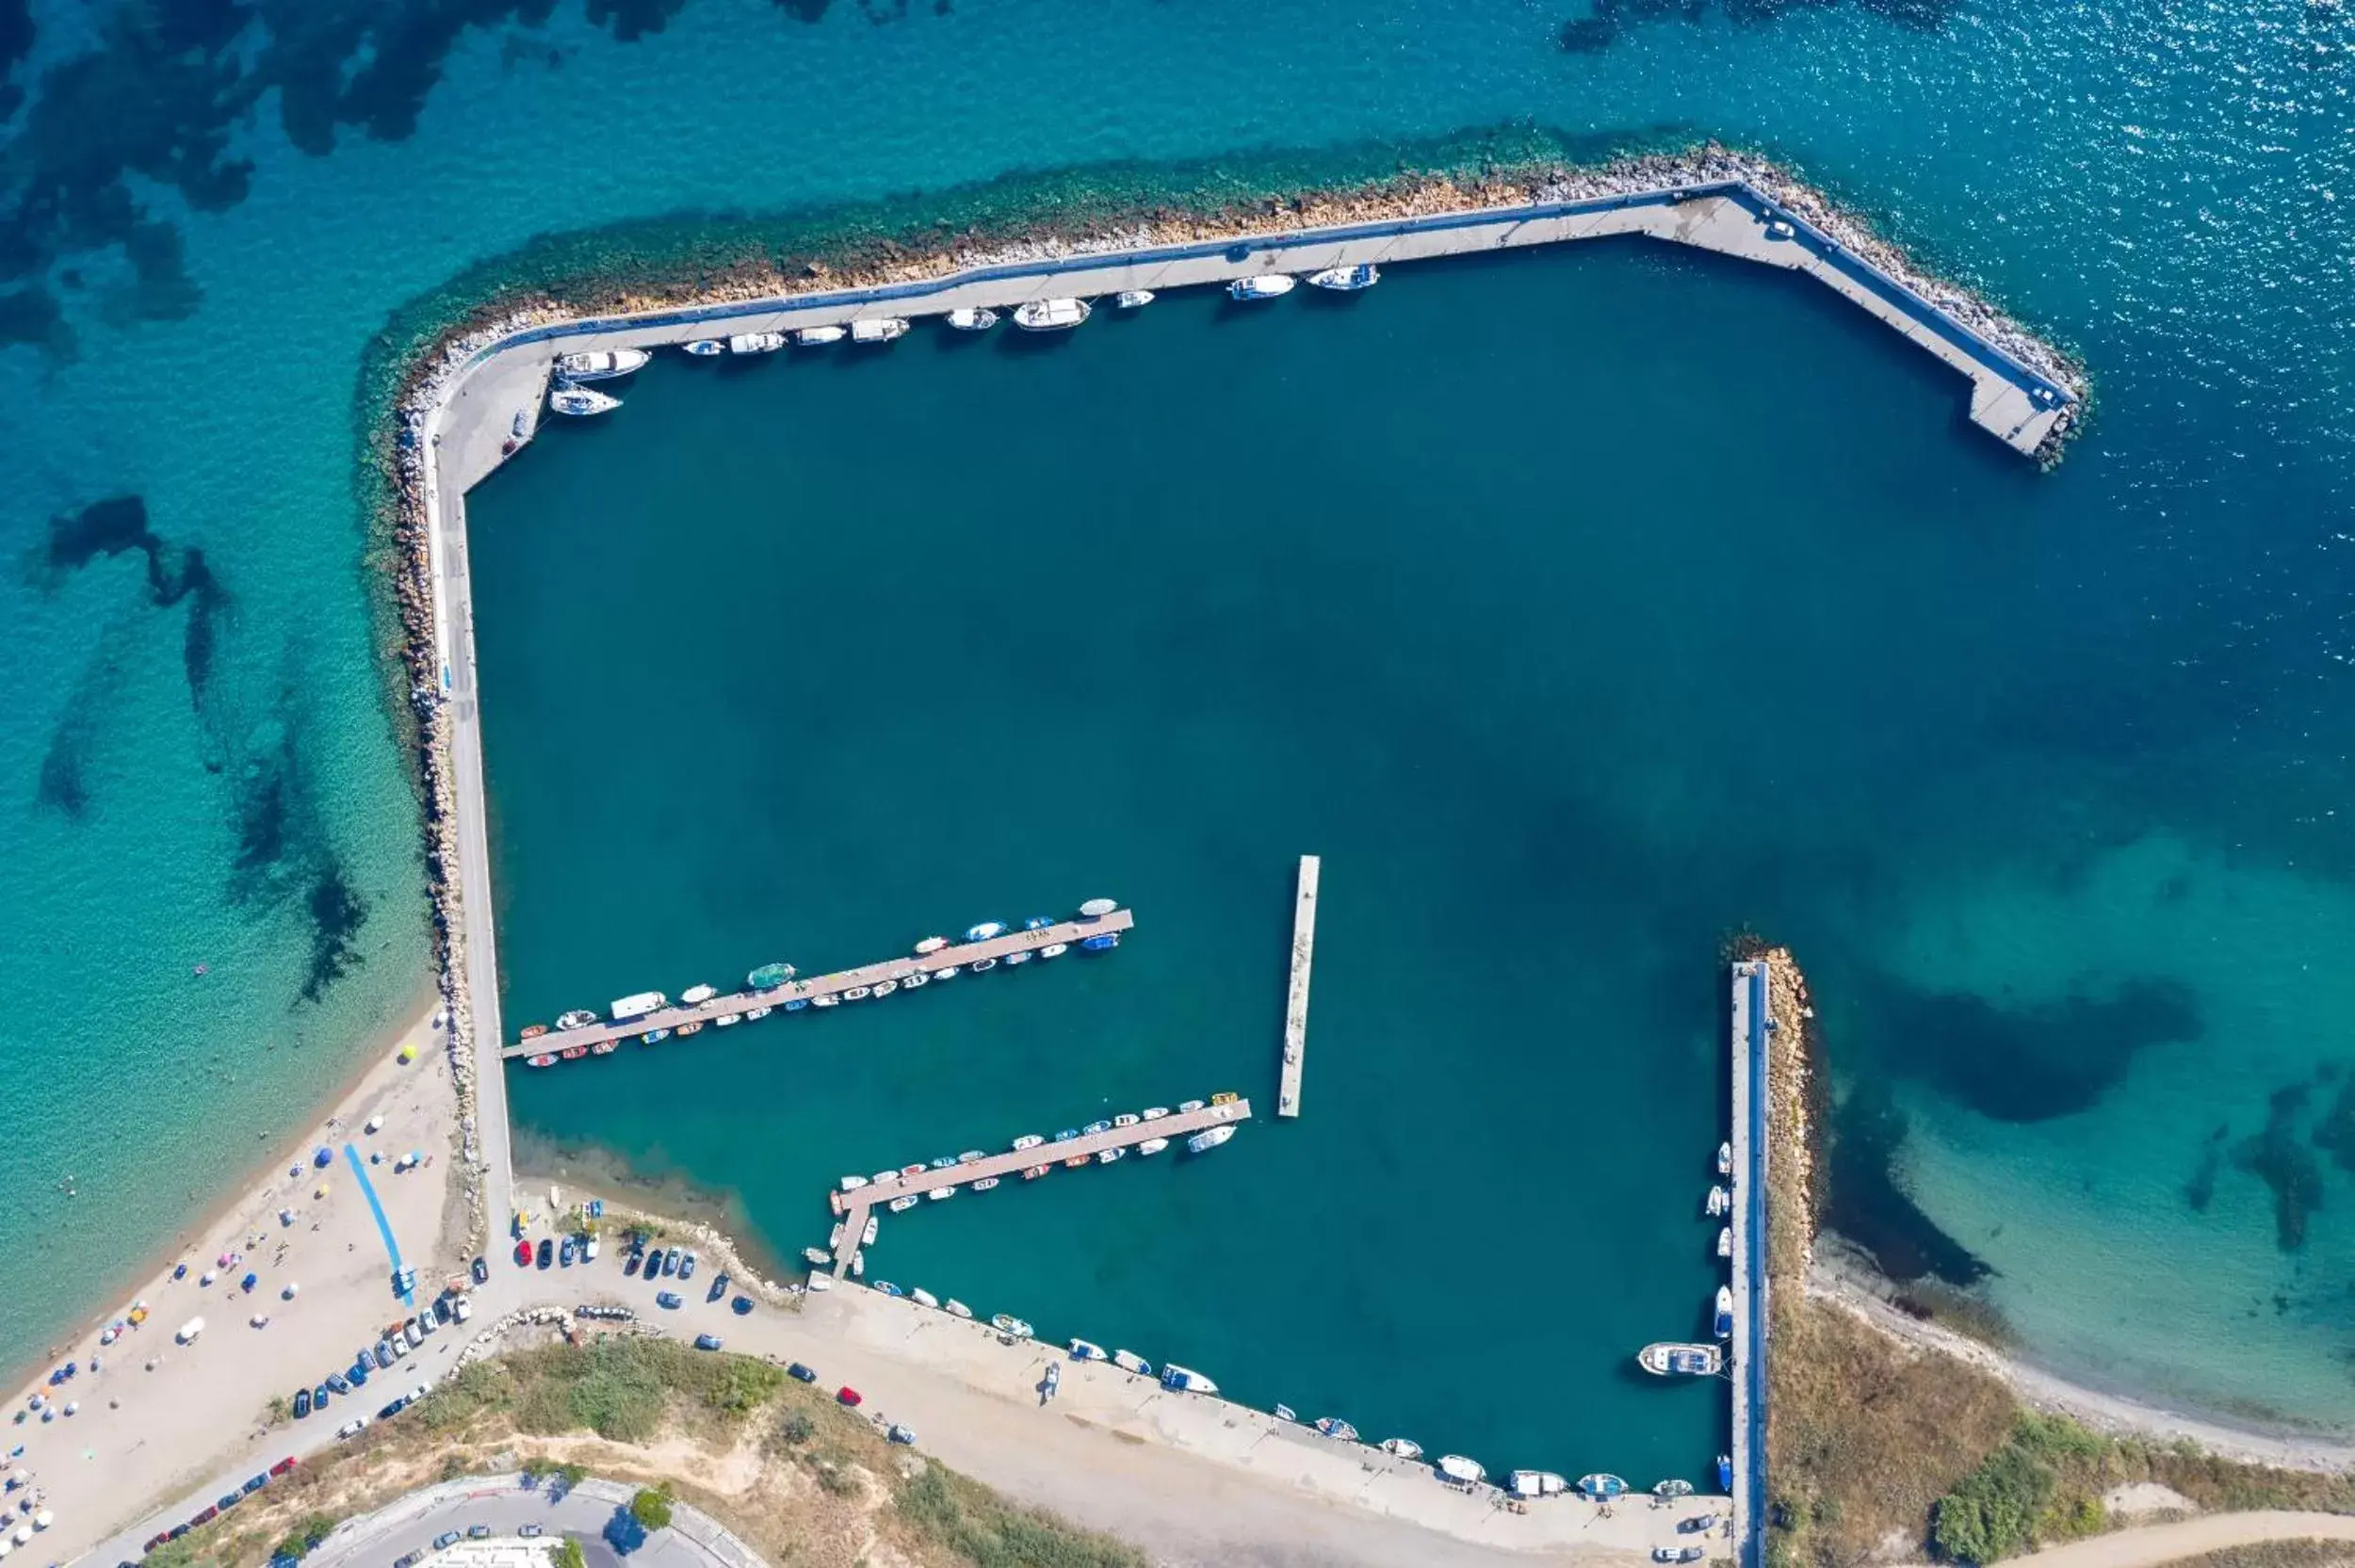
top-left (452, 1297), bottom-right (472, 1323)
top-left (335, 1415), bottom-right (368, 1439)
top-left (402, 1321), bottom-right (423, 1348)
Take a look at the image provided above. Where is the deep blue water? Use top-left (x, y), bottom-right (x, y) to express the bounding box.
top-left (2, 0), bottom-right (2352, 1449)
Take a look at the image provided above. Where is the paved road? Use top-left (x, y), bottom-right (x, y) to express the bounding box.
top-left (300, 1475), bottom-right (761, 1568)
top-left (1984, 1511), bottom-right (2355, 1568)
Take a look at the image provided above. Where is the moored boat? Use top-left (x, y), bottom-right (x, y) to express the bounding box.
top-left (782, 997), bottom-right (808, 1011)
top-left (714, 1012), bottom-right (742, 1026)
top-left (871, 1281), bottom-right (904, 1298)
top-left (1003, 949), bottom-right (1031, 966)
top-left (889, 1194), bottom-right (919, 1213)
top-left (1160, 1364), bottom-right (1217, 1395)
top-left (914, 936), bottom-right (950, 955)
top-left (850, 316), bottom-right (910, 343)
top-left (611, 990), bottom-right (668, 1018)
top-left (1141, 1107), bottom-right (1169, 1121)
top-left (929, 1156), bottom-right (958, 1170)
top-left (840, 1174), bottom-right (870, 1192)
top-left (901, 971), bottom-right (929, 988)
top-left (871, 979), bottom-right (898, 997)
top-left (675, 1020), bottom-right (704, 1036)
top-left (520, 1024), bottom-right (547, 1041)
top-left (527, 1053), bottom-right (559, 1068)
top-left (745, 1005), bottom-right (771, 1021)
top-left (681, 984), bottom-right (718, 1006)
top-left (1578, 1473), bottom-right (1628, 1499)
top-left (1096, 1147), bottom-right (1126, 1164)
top-left (555, 348), bottom-right (652, 380)
top-left (560, 1044), bottom-right (588, 1059)
top-left (1137, 1137), bottom-right (1169, 1156)
top-left (1024, 915), bottom-right (1054, 930)
top-left (972, 1176), bottom-right (999, 1191)
top-left (1185, 1125), bottom-right (1235, 1155)
top-left (945, 307), bottom-right (998, 331)
top-left (1714, 1286), bottom-right (1734, 1339)
top-left (1716, 1455), bottom-right (1733, 1492)
top-left (930, 965), bottom-right (960, 980)
top-left (803, 1247), bottom-right (832, 1267)
top-left (1315, 1417), bottom-right (1359, 1442)
top-left (1083, 1119), bottom-right (1113, 1135)
top-left (1113, 1113), bottom-right (1140, 1127)
top-left (640, 1028), bottom-right (671, 1044)
top-left (1638, 1342), bottom-right (1725, 1376)
top-left (811, 993), bottom-right (838, 1008)
top-left (748, 962), bottom-right (796, 990)
top-left (1437, 1455), bottom-right (1486, 1485)
top-left (1068, 1339), bottom-right (1108, 1361)
top-left (958, 1149), bottom-right (987, 1163)
top-left (966, 920), bottom-right (1008, 941)
top-left (1227, 274), bottom-right (1295, 299)
top-left (1012, 1134), bottom-right (1045, 1151)
top-left (591, 1040), bottom-right (618, 1055)
top-left (1509, 1471), bottom-right (1567, 1498)
top-left (1080, 932), bottom-right (1118, 951)
top-left (969, 956), bottom-right (998, 972)
top-left (1178, 1099), bottom-right (1206, 1113)
top-left (1307, 263), bottom-right (1380, 291)
top-left (991, 1314), bottom-right (1033, 1339)
top-left (1039, 942), bottom-right (1068, 959)
top-left (1113, 289), bottom-right (1155, 308)
top-left (1012, 298), bottom-right (1090, 331)
top-left (927, 1187), bottom-right (956, 1202)
top-left (727, 331), bottom-right (787, 354)
top-left (1079, 897), bottom-right (1117, 916)
top-left (556, 1009), bottom-right (599, 1030)
top-left (1705, 1185), bottom-right (1729, 1217)
top-left (1717, 1141), bottom-right (1733, 1175)
top-left (1112, 1350), bottom-right (1152, 1375)
top-left (1062, 1153), bottom-right (1089, 1169)
top-left (683, 339), bottom-right (724, 356)
top-left (791, 324), bottom-right (846, 345)
top-left (548, 384), bottom-right (620, 416)
top-left (1020, 1164), bottom-right (1049, 1180)
top-left (863, 1215), bottom-right (879, 1244)
top-left (946, 1299), bottom-right (973, 1318)
top-left (1654, 1479), bottom-right (1694, 1499)
top-left (1717, 1226), bottom-right (1732, 1258)
top-left (1381, 1438), bottom-right (1423, 1460)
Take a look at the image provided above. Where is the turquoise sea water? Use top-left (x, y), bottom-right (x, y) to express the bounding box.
top-left (3, 0), bottom-right (2352, 1453)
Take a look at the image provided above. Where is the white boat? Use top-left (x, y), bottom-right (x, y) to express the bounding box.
top-left (930, 966), bottom-right (959, 980)
top-left (1141, 1107), bottom-right (1170, 1121)
top-left (555, 1009), bottom-right (598, 1030)
top-left (548, 385), bottom-right (619, 416)
top-left (1654, 1479), bottom-right (1694, 1499)
top-left (888, 1194), bottom-right (919, 1213)
top-left (803, 1247), bottom-right (832, 1267)
top-left (683, 339), bottom-right (724, 356)
top-left (555, 348), bottom-right (652, 380)
top-left (972, 1176), bottom-right (999, 1191)
top-left (1185, 1125), bottom-right (1235, 1155)
top-left (1113, 1113), bottom-right (1140, 1127)
top-left (681, 984), bottom-right (718, 1006)
top-left (714, 1012), bottom-right (742, 1026)
top-left (1013, 298), bottom-right (1090, 331)
top-left (927, 1187), bottom-right (956, 1202)
top-left (871, 979), bottom-right (898, 997)
top-left (842, 985), bottom-right (872, 1001)
top-left (1381, 1438), bottom-right (1423, 1460)
top-left (863, 1216), bottom-right (879, 1244)
top-left (968, 957), bottom-right (998, 973)
top-left (1714, 1286), bottom-right (1735, 1339)
top-left (1096, 1147), bottom-right (1126, 1164)
top-left (915, 936), bottom-right (950, 954)
top-left (1112, 1350), bottom-right (1152, 1375)
top-left (1227, 274), bottom-right (1295, 300)
top-left (1079, 897), bottom-right (1117, 916)
top-left (1003, 949), bottom-right (1031, 966)
top-left (1068, 1339), bottom-right (1108, 1361)
top-left (1639, 1343), bottom-right (1724, 1376)
top-left (946, 307), bottom-right (998, 331)
top-left (1315, 1417), bottom-right (1359, 1442)
top-left (945, 1299), bottom-right (973, 1319)
top-left (1160, 1364), bottom-right (1217, 1395)
top-left (911, 1287), bottom-right (940, 1308)
top-left (1039, 943), bottom-right (1068, 959)
top-left (828, 1222), bottom-right (845, 1249)
top-left (1437, 1454), bottom-right (1486, 1485)
top-left (1012, 1135), bottom-right (1045, 1151)
top-left (610, 991), bottom-right (668, 1019)
top-left (1178, 1099), bottom-right (1206, 1113)
top-left (1705, 1185), bottom-right (1730, 1217)
top-left (1508, 1471), bottom-right (1567, 1498)
top-left (839, 1174), bottom-right (870, 1192)
top-left (851, 316), bottom-right (910, 343)
top-left (901, 971), bottom-right (930, 989)
top-left (1113, 289), bottom-right (1155, 308)
top-left (1718, 1226), bottom-right (1733, 1258)
top-left (811, 993), bottom-right (839, 1009)
top-left (791, 324), bottom-right (847, 346)
top-left (1137, 1137), bottom-right (1170, 1156)
top-left (727, 331), bottom-right (787, 354)
top-left (966, 920), bottom-right (1008, 941)
top-left (1717, 1141), bottom-right (1733, 1175)
top-left (1307, 264), bottom-right (1380, 292)
top-left (991, 1314), bottom-right (1034, 1339)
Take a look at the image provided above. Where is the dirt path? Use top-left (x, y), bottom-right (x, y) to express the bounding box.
top-left (2000, 1512), bottom-right (2355, 1568)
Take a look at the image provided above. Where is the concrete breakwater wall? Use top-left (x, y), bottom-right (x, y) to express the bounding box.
top-left (372, 145), bottom-right (2085, 1283)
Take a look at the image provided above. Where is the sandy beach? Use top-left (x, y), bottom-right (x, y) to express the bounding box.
top-left (10, 1001), bottom-right (463, 1560)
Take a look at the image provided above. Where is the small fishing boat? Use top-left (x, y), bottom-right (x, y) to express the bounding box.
top-left (850, 316), bottom-right (909, 343)
top-left (1137, 1137), bottom-right (1170, 1156)
top-left (803, 1247), bottom-right (832, 1267)
top-left (967, 920), bottom-right (1008, 941)
top-left (1437, 1455), bottom-right (1486, 1486)
top-left (675, 1020), bottom-right (704, 1036)
top-left (915, 936), bottom-right (950, 955)
top-left (840, 1174), bottom-right (870, 1192)
top-left (1054, 1128), bottom-right (1080, 1141)
top-left (591, 1040), bottom-right (618, 1055)
top-left (1113, 1350), bottom-right (1152, 1375)
top-left (1717, 1141), bottom-right (1733, 1175)
top-left (930, 965), bottom-right (960, 980)
top-left (911, 1287), bottom-right (940, 1308)
top-left (1012, 1135), bottom-right (1045, 1151)
top-left (1639, 1342), bottom-right (1724, 1376)
top-left (1717, 1455), bottom-right (1734, 1492)
top-left (1227, 274), bottom-right (1294, 299)
top-left (1579, 1474), bottom-right (1628, 1500)
top-left (849, 1251), bottom-right (865, 1277)
top-left (1705, 1185), bottom-right (1730, 1217)
top-left (1039, 942), bottom-right (1068, 959)
top-left (1714, 1286), bottom-right (1734, 1339)
top-left (930, 1156), bottom-right (959, 1170)
top-left (1210, 1091), bottom-right (1239, 1106)
top-left (682, 339), bottom-right (724, 356)
top-left (871, 1281), bottom-right (904, 1298)
top-left (556, 1009), bottom-right (598, 1030)
top-left (871, 979), bottom-right (898, 997)
top-left (945, 307), bottom-right (998, 331)
top-left (1068, 1339), bottom-right (1108, 1361)
top-left (1717, 1226), bottom-right (1732, 1258)
top-left (783, 996), bottom-right (808, 1010)
top-left (1161, 1364), bottom-right (1217, 1394)
top-left (519, 1024), bottom-right (548, 1041)
top-left (811, 994), bottom-right (839, 1009)
top-left (863, 1215), bottom-right (879, 1243)
top-left (1079, 897), bottom-right (1117, 916)
top-left (1509, 1471), bottom-right (1567, 1498)
top-left (958, 1149), bottom-right (987, 1163)
top-left (1141, 1107), bottom-right (1170, 1121)
top-left (748, 962), bottom-right (796, 990)
top-left (1381, 1438), bottom-right (1423, 1460)
top-left (1307, 263), bottom-right (1380, 291)
top-left (527, 1053), bottom-right (559, 1068)
top-left (745, 1006), bottom-right (771, 1021)
top-left (1113, 289), bottom-right (1155, 308)
top-left (1178, 1099), bottom-right (1206, 1113)
top-left (611, 990), bottom-right (667, 1018)
top-left (901, 971), bottom-right (929, 988)
top-left (1080, 932), bottom-right (1119, 951)
top-left (1654, 1479), bottom-right (1695, 1499)
top-left (828, 1222), bottom-right (846, 1249)
top-left (1021, 1164), bottom-right (1049, 1180)
top-left (927, 1187), bottom-right (956, 1202)
top-left (889, 1194), bottom-right (919, 1213)
top-left (548, 385), bottom-right (619, 416)
top-left (791, 324), bottom-right (846, 345)
top-left (681, 984), bottom-right (718, 1005)
top-left (1113, 1113), bottom-right (1140, 1127)
top-left (1062, 1153), bottom-right (1090, 1169)
top-left (1185, 1125), bottom-right (1235, 1155)
top-left (968, 956), bottom-right (998, 972)
top-left (1003, 949), bottom-right (1031, 966)
top-left (560, 1044), bottom-right (588, 1059)
top-left (842, 985), bottom-right (872, 1001)
top-left (1013, 298), bottom-right (1090, 331)
top-left (727, 331), bottom-right (787, 353)
top-left (1096, 1147), bottom-right (1126, 1164)
top-left (874, 1169), bottom-right (901, 1185)
top-left (991, 1314), bottom-right (1033, 1339)
top-left (1083, 1119), bottom-right (1113, 1136)
top-left (972, 1176), bottom-right (999, 1191)
top-left (714, 1012), bottom-right (742, 1026)
top-left (555, 348), bottom-right (651, 380)
top-left (1024, 916), bottom-right (1055, 930)
top-left (641, 1027), bottom-right (671, 1044)
top-left (1315, 1417), bottom-right (1359, 1442)
top-left (946, 1299), bottom-right (973, 1318)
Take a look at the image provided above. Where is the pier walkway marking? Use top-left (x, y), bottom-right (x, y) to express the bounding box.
top-left (1278, 855), bottom-right (1318, 1118)
top-left (1729, 962), bottom-right (1770, 1568)
top-left (827, 1098), bottom-right (1253, 1276)
top-left (498, 909), bottom-right (1133, 1059)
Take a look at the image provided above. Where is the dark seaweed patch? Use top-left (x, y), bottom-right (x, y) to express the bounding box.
top-left (1558, 0), bottom-right (1942, 55)
top-left (768, 0), bottom-right (834, 22)
top-left (2234, 1083), bottom-right (2324, 1251)
top-left (1826, 1077), bottom-right (1992, 1286)
top-left (2184, 1123), bottom-right (2227, 1212)
top-left (1863, 974), bottom-right (2201, 1123)
top-left (0, 0), bottom-right (31, 120)
top-left (585, 0), bottom-right (690, 41)
top-left (302, 865), bottom-right (369, 1002)
top-left (0, 284), bottom-right (73, 359)
top-left (41, 496), bottom-right (225, 712)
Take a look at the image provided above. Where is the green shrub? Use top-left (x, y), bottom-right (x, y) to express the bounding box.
top-left (1933, 1443), bottom-right (2055, 1563)
top-left (778, 1410), bottom-right (816, 1446)
top-left (895, 1463), bottom-right (1145, 1568)
top-left (629, 1486), bottom-right (674, 1529)
top-left (271, 1516), bottom-right (341, 1561)
top-left (546, 1541), bottom-right (585, 1568)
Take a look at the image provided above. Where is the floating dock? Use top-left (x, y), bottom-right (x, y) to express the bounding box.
top-left (1729, 962), bottom-right (1770, 1568)
top-left (1278, 855), bottom-right (1318, 1118)
top-left (827, 1097), bottom-right (1253, 1277)
top-left (500, 909), bottom-right (1132, 1060)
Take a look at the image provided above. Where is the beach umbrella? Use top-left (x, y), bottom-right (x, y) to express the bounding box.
top-left (198, 1271), bottom-right (216, 1287)
top-left (313, 1148), bottom-right (333, 1169)
top-left (365, 1115), bottom-right (383, 1134)
top-left (1, 1532), bottom-right (15, 1556)
top-left (58, 1405), bottom-right (74, 1418)
top-left (314, 1184), bottom-right (330, 1199)
top-left (398, 1044), bottom-right (417, 1063)
top-left (31, 1511), bottom-right (48, 1529)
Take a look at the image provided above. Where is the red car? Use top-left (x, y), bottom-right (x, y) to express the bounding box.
top-left (268, 1457), bottom-right (299, 1477)
top-left (513, 1239), bottom-right (531, 1267)
top-left (144, 1535), bottom-right (169, 1554)
top-left (836, 1386), bottom-right (863, 1408)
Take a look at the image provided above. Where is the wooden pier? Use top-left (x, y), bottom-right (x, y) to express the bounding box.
top-left (826, 1097), bottom-right (1253, 1276)
top-left (1278, 855), bottom-right (1318, 1118)
top-left (500, 909), bottom-right (1133, 1060)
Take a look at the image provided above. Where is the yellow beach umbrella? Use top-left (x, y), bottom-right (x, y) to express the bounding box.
top-left (398, 1043), bottom-right (417, 1063)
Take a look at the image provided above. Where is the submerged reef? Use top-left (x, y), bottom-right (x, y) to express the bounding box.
top-left (2233, 1080), bottom-right (2325, 1252)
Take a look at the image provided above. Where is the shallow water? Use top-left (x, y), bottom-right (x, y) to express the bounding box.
top-left (3, 0), bottom-right (2352, 1438)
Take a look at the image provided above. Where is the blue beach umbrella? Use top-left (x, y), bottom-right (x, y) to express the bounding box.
top-left (313, 1148), bottom-right (333, 1169)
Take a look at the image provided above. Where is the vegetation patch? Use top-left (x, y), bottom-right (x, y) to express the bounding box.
top-left (2152, 1543), bottom-right (2355, 1568)
top-left (892, 1463), bottom-right (1146, 1568)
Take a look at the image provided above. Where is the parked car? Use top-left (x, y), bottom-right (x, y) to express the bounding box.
top-left (836, 1386), bottom-right (863, 1407)
top-left (730, 1295), bottom-right (754, 1316)
top-left (144, 1535), bottom-right (170, 1554)
top-left (377, 1395), bottom-right (409, 1420)
top-left (431, 1296), bottom-right (452, 1325)
top-left (323, 1370), bottom-right (350, 1395)
top-left (268, 1456), bottom-right (299, 1476)
top-left (348, 1358), bottom-right (370, 1386)
top-left (559, 1237), bottom-right (577, 1268)
top-left (660, 1248), bottom-right (679, 1277)
top-left (215, 1492), bottom-right (241, 1511)
top-left (291, 1387), bottom-right (312, 1419)
top-left (513, 1239), bottom-right (531, 1267)
top-left (1680, 1515), bottom-right (1720, 1535)
top-left (242, 1474), bottom-right (267, 1493)
top-left (191, 1507), bottom-right (218, 1525)
top-left (374, 1341), bottom-right (395, 1369)
top-left (678, 1251), bottom-right (697, 1281)
top-left (402, 1320), bottom-right (423, 1348)
top-left (657, 1291), bottom-right (682, 1310)
top-left (788, 1363), bottom-right (817, 1383)
top-left (334, 1416), bottom-right (367, 1439)
top-left (453, 1296), bottom-right (472, 1322)
top-left (886, 1424), bottom-right (916, 1445)
top-left (466, 1525), bottom-right (493, 1540)
top-left (706, 1269), bottom-right (730, 1302)
top-left (518, 1526), bottom-right (544, 1540)
top-left (392, 1553), bottom-right (422, 1568)
top-left (470, 1255), bottom-right (489, 1285)
top-left (416, 1310), bottom-right (438, 1336)
top-left (433, 1532), bottom-right (463, 1550)
top-left (312, 1383), bottom-right (331, 1409)
top-left (693, 1334), bottom-right (723, 1351)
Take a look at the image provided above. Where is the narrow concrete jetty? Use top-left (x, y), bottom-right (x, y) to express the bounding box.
top-left (501, 909), bottom-right (1132, 1060)
top-left (1278, 855), bottom-right (1318, 1118)
top-left (827, 1097), bottom-right (1252, 1276)
top-left (1729, 961), bottom-right (1770, 1568)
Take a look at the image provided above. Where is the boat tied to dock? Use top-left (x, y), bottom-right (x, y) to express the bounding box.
top-left (1013, 298), bottom-right (1090, 331)
top-left (554, 348), bottom-right (650, 380)
top-left (547, 384), bottom-right (619, 416)
top-left (1307, 264), bottom-right (1380, 292)
top-left (1638, 1342), bottom-right (1724, 1376)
